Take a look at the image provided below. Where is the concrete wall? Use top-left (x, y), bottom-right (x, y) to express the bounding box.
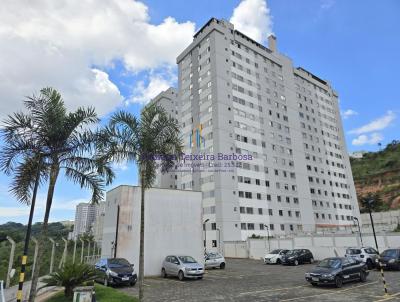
top-left (101, 186), bottom-right (203, 276)
top-left (224, 233), bottom-right (400, 260)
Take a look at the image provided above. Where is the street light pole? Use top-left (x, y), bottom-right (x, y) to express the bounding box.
top-left (364, 198), bottom-right (388, 296)
top-left (353, 217), bottom-right (363, 246)
top-left (203, 219), bottom-right (209, 253)
top-left (264, 225), bottom-right (270, 252)
top-left (216, 228), bottom-right (221, 253)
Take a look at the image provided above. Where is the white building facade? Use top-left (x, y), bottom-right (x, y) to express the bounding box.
top-left (101, 186), bottom-right (203, 276)
top-left (153, 18), bottom-right (360, 251)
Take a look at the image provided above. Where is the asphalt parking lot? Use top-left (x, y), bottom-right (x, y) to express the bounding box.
top-left (118, 258), bottom-right (400, 302)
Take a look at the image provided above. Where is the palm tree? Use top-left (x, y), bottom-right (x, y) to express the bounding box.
top-left (0, 87), bottom-right (114, 302)
top-left (98, 104), bottom-right (183, 301)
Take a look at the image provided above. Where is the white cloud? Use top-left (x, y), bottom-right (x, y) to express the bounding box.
top-left (349, 111), bottom-right (396, 135)
top-left (230, 0), bottom-right (273, 44)
top-left (0, 207), bottom-right (30, 217)
top-left (0, 0), bottom-right (195, 118)
top-left (320, 0), bottom-right (335, 10)
top-left (342, 109), bottom-right (358, 119)
top-left (129, 67), bottom-right (177, 104)
top-left (352, 133), bottom-right (384, 146)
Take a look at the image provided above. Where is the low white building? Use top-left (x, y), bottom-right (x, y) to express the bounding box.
top-left (101, 185), bottom-right (203, 276)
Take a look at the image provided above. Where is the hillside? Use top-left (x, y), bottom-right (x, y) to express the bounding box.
top-left (350, 140), bottom-right (400, 210)
top-left (0, 222), bottom-right (75, 286)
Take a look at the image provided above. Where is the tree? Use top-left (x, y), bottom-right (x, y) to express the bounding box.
top-left (98, 104), bottom-right (183, 301)
top-left (359, 192), bottom-right (389, 213)
top-left (0, 88), bottom-right (114, 302)
top-left (40, 262), bottom-right (98, 299)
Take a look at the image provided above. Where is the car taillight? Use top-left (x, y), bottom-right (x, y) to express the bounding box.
top-left (360, 255), bottom-right (364, 258)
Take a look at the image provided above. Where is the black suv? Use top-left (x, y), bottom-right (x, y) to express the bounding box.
top-left (95, 258), bottom-right (137, 287)
top-left (282, 249), bottom-right (314, 265)
top-left (377, 249), bottom-right (400, 270)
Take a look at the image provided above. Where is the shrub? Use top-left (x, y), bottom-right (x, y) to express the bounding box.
top-left (41, 262), bottom-right (99, 298)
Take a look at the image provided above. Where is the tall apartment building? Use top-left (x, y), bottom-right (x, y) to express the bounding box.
top-left (72, 202), bottom-right (98, 239)
top-left (155, 18), bottom-right (360, 249)
top-left (149, 88), bottom-right (179, 190)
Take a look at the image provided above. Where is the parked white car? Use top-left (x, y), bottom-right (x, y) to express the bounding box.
top-left (345, 247), bottom-right (379, 269)
top-left (204, 252), bottom-right (226, 269)
top-left (264, 249), bottom-right (289, 264)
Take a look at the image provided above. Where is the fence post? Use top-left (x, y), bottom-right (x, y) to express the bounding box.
top-left (73, 240), bottom-right (77, 264)
top-left (80, 239), bottom-right (85, 263)
top-left (59, 238), bottom-right (67, 269)
top-left (6, 236), bottom-right (16, 288)
top-left (31, 237), bottom-right (39, 279)
top-left (87, 240), bottom-right (91, 262)
top-left (49, 238), bottom-right (56, 274)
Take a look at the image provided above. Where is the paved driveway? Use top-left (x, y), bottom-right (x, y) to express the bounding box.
top-left (117, 258), bottom-right (400, 302)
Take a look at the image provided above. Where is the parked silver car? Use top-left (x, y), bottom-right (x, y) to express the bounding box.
top-left (345, 247), bottom-right (379, 269)
top-left (204, 252), bottom-right (226, 269)
top-left (161, 255), bottom-right (204, 281)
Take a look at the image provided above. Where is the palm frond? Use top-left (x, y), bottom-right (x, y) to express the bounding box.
top-left (64, 167), bottom-right (104, 203)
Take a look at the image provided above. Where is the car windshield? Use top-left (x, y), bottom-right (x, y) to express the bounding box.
top-left (286, 250), bottom-right (300, 256)
top-left (381, 250), bottom-right (398, 258)
top-left (206, 252), bottom-right (222, 258)
top-left (346, 249), bottom-right (361, 255)
top-left (107, 258), bottom-right (131, 268)
top-left (317, 259), bottom-right (341, 269)
top-left (178, 256), bottom-right (197, 263)
top-left (270, 249), bottom-right (281, 254)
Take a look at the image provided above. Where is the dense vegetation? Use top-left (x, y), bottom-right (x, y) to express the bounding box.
top-left (351, 140), bottom-right (400, 211)
top-left (0, 222), bottom-right (96, 286)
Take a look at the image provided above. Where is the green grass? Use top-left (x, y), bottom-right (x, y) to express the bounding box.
top-left (46, 284), bottom-right (138, 302)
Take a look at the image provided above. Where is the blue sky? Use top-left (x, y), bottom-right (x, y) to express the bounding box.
top-left (0, 0), bottom-right (399, 224)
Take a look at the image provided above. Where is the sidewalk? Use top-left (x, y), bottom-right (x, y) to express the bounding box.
top-left (4, 278), bottom-right (58, 302)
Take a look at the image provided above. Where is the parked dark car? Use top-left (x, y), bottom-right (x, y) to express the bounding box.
top-left (95, 258), bottom-right (137, 287)
top-left (376, 249), bottom-right (400, 270)
top-left (305, 257), bottom-right (368, 288)
top-left (281, 249), bottom-right (314, 265)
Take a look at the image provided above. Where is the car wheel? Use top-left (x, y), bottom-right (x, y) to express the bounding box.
top-left (130, 280), bottom-right (136, 287)
top-left (104, 277), bottom-right (109, 287)
top-left (161, 268), bottom-right (167, 278)
top-left (310, 258), bottom-right (314, 264)
top-left (366, 259), bottom-right (373, 270)
top-left (198, 276), bottom-right (203, 280)
top-left (335, 276), bottom-right (343, 288)
top-left (220, 262), bottom-right (226, 269)
top-left (276, 259), bottom-right (281, 265)
top-left (360, 271), bottom-right (367, 282)
top-left (294, 260), bottom-right (299, 266)
top-left (311, 283), bottom-right (318, 286)
top-left (178, 270), bottom-right (185, 281)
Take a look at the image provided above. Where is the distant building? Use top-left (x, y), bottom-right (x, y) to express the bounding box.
top-left (350, 151), bottom-right (366, 159)
top-left (72, 203), bottom-right (98, 239)
top-left (92, 201), bottom-right (106, 245)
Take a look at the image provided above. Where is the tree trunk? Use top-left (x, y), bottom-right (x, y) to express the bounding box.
top-left (138, 169), bottom-right (145, 302)
top-left (28, 165), bottom-right (59, 302)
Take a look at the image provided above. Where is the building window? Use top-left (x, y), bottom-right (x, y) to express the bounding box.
top-left (211, 223), bottom-right (216, 230)
top-left (280, 224), bottom-right (285, 231)
top-left (212, 240), bottom-right (217, 247)
top-left (241, 223), bottom-right (247, 230)
top-left (270, 224), bottom-right (274, 230)
top-left (247, 223), bottom-right (255, 230)
top-left (279, 210), bottom-right (283, 216)
top-left (258, 208), bottom-right (263, 215)
top-left (259, 224), bottom-right (264, 230)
